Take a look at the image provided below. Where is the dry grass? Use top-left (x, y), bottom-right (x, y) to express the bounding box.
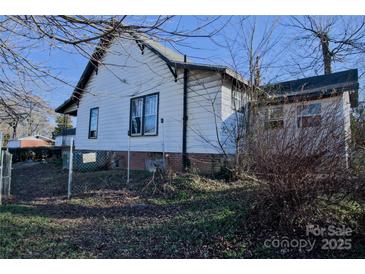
top-left (0, 161), bottom-right (363, 258)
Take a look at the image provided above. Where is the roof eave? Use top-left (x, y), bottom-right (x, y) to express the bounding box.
top-left (258, 83), bottom-right (359, 108)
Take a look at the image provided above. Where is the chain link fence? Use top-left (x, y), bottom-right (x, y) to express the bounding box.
top-left (62, 140), bottom-right (158, 198)
top-left (63, 150), bottom-right (114, 171)
top-left (63, 149), bottom-right (130, 197)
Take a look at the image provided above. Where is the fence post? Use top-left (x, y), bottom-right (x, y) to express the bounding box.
top-left (8, 153), bottom-right (12, 197)
top-left (161, 118), bottom-right (165, 168)
top-left (0, 132), bottom-right (3, 205)
top-left (67, 138), bottom-right (74, 199)
top-left (127, 131), bottom-right (130, 184)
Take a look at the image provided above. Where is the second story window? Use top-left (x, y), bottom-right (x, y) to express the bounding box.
top-left (88, 107), bottom-right (99, 139)
top-left (130, 93), bottom-right (159, 136)
top-left (297, 103), bottom-right (321, 128)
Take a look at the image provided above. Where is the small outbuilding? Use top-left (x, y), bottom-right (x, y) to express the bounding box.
top-left (7, 135), bottom-right (55, 149)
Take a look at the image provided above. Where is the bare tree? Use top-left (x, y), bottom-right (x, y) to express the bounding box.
top-left (0, 93), bottom-right (53, 138)
top-left (0, 16), bottom-right (227, 134)
top-left (287, 16), bottom-right (365, 75)
top-left (195, 16), bottom-right (283, 176)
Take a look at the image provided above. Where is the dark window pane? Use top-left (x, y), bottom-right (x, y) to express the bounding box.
top-left (89, 108), bottom-right (98, 138)
top-left (297, 115), bottom-right (321, 128)
top-left (266, 106), bottom-right (283, 120)
top-left (265, 120), bottom-right (284, 130)
top-left (89, 130), bottom-right (97, 138)
top-left (131, 117), bottom-right (141, 134)
top-left (131, 98), bottom-right (143, 135)
top-left (297, 103), bottom-right (321, 116)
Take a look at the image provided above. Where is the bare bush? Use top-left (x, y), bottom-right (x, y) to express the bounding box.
top-left (239, 98), bottom-right (359, 230)
top-left (142, 166), bottom-right (175, 197)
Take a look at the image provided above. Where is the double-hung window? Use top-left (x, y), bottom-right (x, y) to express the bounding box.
top-left (130, 93), bottom-right (159, 136)
top-left (265, 106), bottom-right (284, 129)
top-left (297, 103), bottom-right (321, 128)
top-left (88, 107), bottom-right (99, 139)
top-left (232, 88), bottom-right (244, 112)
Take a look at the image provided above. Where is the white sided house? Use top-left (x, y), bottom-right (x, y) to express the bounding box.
top-left (56, 34), bottom-right (359, 173)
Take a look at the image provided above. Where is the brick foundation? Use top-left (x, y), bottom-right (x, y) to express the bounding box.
top-left (75, 149), bottom-right (225, 174)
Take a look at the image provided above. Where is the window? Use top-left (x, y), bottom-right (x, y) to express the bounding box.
top-left (232, 88), bottom-right (244, 111)
top-left (265, 106), bottom-right (284, 129)
top-left (297, 103), bottom-right (321, 128)
top-left (144, 94), bottom-right (158, 135)
top-left (130, 98), bottom-right (143, 135)
top-left (130, 93), bottom-right (159, 136)
top-left (88, 107), bottom-right (99, 139)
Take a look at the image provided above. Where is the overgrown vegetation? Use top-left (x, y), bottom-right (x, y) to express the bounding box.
top-left (225, 100), bottom-right (365, 253)
top-left (0, 161), bottom-right (363, 258)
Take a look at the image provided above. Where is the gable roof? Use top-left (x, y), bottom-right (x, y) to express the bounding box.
top-left (55, 32), bottom-right (246, 115)
top-left (15, 135), bottom-right (55, 143)
top-left (262, 69), bottom-right (359, 107)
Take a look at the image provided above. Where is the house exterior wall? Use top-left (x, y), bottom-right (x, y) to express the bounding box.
top-left (220, 79), bottom-right (247, 154)
top-left (279, 95), bottom-right (348, 133)
top-left (186, 70), bottom-right (226, 154)
top-left (74, 37), bottom-right (233, 159)
top-left (255, 93), bottom-right (353, 166)
top-left (75, 37), bottom-right (184, 153)
top-left (74, 149), bottom-right (225, 174)
top-left (55, 135), bottom-right (75, 147)
top-left (257, 95), bottom-right (348, 129)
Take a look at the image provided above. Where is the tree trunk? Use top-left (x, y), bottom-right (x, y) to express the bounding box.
top-left (320, 33), bottom-right (332, 75)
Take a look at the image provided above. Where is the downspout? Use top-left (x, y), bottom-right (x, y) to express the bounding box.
top-left (182, 55), bottom-right (189, 171)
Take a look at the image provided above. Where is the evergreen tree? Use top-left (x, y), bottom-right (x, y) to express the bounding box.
top-left (53, 115), bottom-right (73, 137)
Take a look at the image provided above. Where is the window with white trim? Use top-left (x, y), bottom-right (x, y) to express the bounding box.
top-left (130, 93), bottom-right (159, 136)
top-left (265, 106), bottom-right (284, 129)
top-left (232, 88), bottom-right (244, 112)
top-left (297, 103), bottom-right (321, 128)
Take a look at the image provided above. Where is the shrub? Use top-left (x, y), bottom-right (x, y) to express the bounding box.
top-left (238, 101), bottom-right (362, 233)
top-left (9, 147), bottom-right (62, 162)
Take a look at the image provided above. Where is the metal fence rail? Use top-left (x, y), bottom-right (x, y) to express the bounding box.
top-left (63, 138), bottom-right (158, 198)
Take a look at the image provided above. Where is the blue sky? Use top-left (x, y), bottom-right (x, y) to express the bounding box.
top-left (32, 16), bottom-right (364, 110)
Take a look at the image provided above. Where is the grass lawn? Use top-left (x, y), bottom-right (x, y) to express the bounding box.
top-left (0, 161), bottom-right (364, 258)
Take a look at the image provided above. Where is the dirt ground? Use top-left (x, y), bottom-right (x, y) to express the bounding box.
top-left (1, 161), bottom-right (255, 258)
top-left (1, 161), bottom-right (364, 258)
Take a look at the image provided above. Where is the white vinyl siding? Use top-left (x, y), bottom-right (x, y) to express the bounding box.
top-left (186, 70), bottom-right (224, 154)
top-left (75, 38), bottom-right (183, 153)
top-left (74, 37), bottom-right (239, 154)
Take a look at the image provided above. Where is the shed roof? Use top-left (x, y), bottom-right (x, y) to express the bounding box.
top-left (15, 135), bottom-right (55, 142)
top-left (262, 69), bottom-right (359, 107)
